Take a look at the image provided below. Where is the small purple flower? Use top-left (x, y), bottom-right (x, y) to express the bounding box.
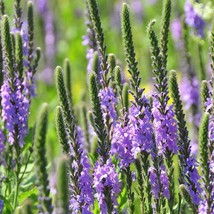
top-left (93, 159), bottom-right (120, 214)
top-left (99, 87), bottom-right (117, 124)
top-left (205, 97), bottom-right (212, 113)
top-left (152, 100), bottom-right (178, 155)
top-left (184, 0), bottom-right (205, 37)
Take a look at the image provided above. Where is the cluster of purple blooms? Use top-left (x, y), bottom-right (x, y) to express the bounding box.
top-left (152, 99), bottom-right (178, 155)
top-left (111, 103), bottom-right (153, 168)
top-left (149, 165), bottom-right (170, 199)
top-left (66, 127), bottom-right (94, 213)
top-left (93, 159), bottom-right (120, 214)
top-left (1, 78), bottom-right (30, 146)
top-left (0, 20), bottom-right (35, 149)
top-left (99, 87), bottom-right (118, 125)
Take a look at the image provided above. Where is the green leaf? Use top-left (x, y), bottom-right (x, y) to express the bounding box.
top-left (18, 187), bottom-right (38, 206)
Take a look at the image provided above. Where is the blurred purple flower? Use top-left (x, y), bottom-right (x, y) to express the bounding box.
top-left (171, 18), bottom-right (182, 41)
top-left (93, 159), bottom-right (120, 214)
top-left (34, 0), bottom-right (56, 83)
top-left (180, 76), bottom-right (201, 127)
top-left (184, 0), bottom-right (205, 37)
top-left (180, 76), bottom-right (200, 110)
top-left (0, 200), bottom-right (3, 213)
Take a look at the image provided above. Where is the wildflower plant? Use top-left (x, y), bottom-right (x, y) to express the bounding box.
top-left (0, 0), bottom-right (214, 213)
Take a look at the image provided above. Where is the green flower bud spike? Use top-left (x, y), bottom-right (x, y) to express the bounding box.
top-left (34, 103), bottom-right (53, 213)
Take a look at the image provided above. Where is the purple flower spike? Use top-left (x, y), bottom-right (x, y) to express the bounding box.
top-left (111, 104), bottom-right (153, 168)
top-left (99, 87), bottom-right (117, 124)
top-left (160, 165), bottom-right (170, 199)
top-left (184, 0), bottom-right (205, 37)
top-left (69, 128), bottom-right (94, 214)
top-left (111, 122), bottom-right (135, 168)
top-left (128, 105), bottom-right (153, 155)
top-left (1, 78), bottom-right (30, 147)
top-left (184, 157), bottom-right (202, 205)
top-left (149, 165), bottom-right (170, 199)
top-left (152, 100), bottom-right (178, 155)
top-left (93, 159), bottom-right (120, 214)
top-left (149, 166), bottom-right (160, 199)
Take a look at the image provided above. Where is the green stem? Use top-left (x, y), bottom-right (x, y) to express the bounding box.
top-left (198, 43), bottom-right (206, 80)
top-left (18, 151), bottom-right (32, 185)
top-left (13, 172), bottom-right (19, 210)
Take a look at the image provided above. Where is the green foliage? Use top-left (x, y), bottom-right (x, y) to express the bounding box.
top-left (34, 103), bottom-right (53, 213)
top-left (147, 20), bottom-right (168, 101)
top-left (108, 53), bottom-right (117, 92)
top-left (55, 106), bottom-right (70, 154)
top-left (201, 80), bottom-right (210, 111)
top-left (121, 3), bottom-right (142, 104)
top-left (169, 70), bottom-right (190, 179)
top-left (27, 1), bottom-right (34, 66)
top-left (0, 0), bottom-right (5, 15)
top-left (199, 113), bottom-right (209, 185)
top-left (56, 156), bottom-right (69, 213)
top-left (122, 83), bottom-right (129, 112)
top-left (14, 0), bottom-right (22, 30)
top-left (63, 58), bottom-right (72, 107)
top-left (179, 184), bottom-right (196, 213)
top-left (80, 105), bottom-right (91, 152)
top-left (15, 33), bottom-right (23, 78)
top-left (89, 72), bottom-right (108, 161)
top-left (87, 0), bottom-right (108, 85)
top-left (1, 15), bottom-right (13, 78)
top-left (160, 0), bottom-right (171, 69)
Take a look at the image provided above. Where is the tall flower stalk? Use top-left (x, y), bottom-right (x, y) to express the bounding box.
top-left (147, 16), bottom-right (178, 212)
top-left (0, 2), bottom-right (40, 210)
top-left (55, 67), bottom-right (94, 213)
top-left (169, 71), bottom-right (202, 212)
